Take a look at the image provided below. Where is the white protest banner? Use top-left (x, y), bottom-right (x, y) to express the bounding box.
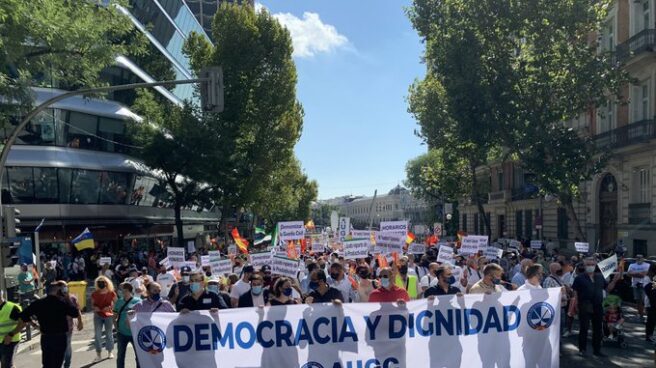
top-left (598, 254), bottom-right (618, 280)
top-left (351, 230), bottom-right (376, 240)
top-left (380, 220), bottom-right (408, 236)
top-left (485, 247), bottom-right (502, 260)
top-left (278, 221), bottom-right (305, 242)
top-left (131, 289), bottom-right (561, 368)
top-left (460, 236), bottom-right (480, 256)
top-left (210, 259), bottom-right (232, 276)
top-left (575, 242), bottom-right (590, 253)
top-left (167, 247), bottom-right (185, 268)
top-left (338, 217), bottom-right (351, 242)
top-left (271, 256), bottom-right (300, 278)
top-left (471, 235), bottom-right (489, 249)
top-left (99, 257), bottom-right (112, 266)
top-left (437, 245), bottom-right (455, 265)
top-left (530, 240), bottom-right (542, 249)
top-left (343, 240), bottom-right (370, 260)
top-left (375, 233), bottom-right (405, 254)
top-left (201, 255), bottom-right (210, 266)
top-left (187, 240), bottom-right (196, 253)
top-left (158, 257), bottom-right (170, 269)
top-left (509, 240), bottom-right (521, 249)
top-left (249, 252), bottom-right (272, 268)
top-left (408, 243), bottom-right (426, 254)
top-left (311, 239), bottom-right (325, 253)
top-left (227, 245), bottom-right (237, 256)
top-left (184, 261), bottom-right (198, 271)
top-left (208, 251), bottom-right (221, 262)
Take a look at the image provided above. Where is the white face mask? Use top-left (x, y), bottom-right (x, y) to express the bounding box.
top-left (585, 265), bottom-right (596, 274)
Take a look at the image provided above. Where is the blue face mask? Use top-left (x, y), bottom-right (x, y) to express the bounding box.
top-left (190, 282), bottom-right (202, 293)
top-left (150, 293), bottom-right (161, 302)
top-left (446, 276), bottom-right (456, 285)
top-left (380, 278), bottom-right (391, 289)
top-left (61, 287), bottom-right (69, 294)
top-left (252, 286), bottom-right (263, 295)
top-left (207, 285), bottom-right (220, 295)
top-left (283, 287), bottom-right (293, 297)
top-left (309, 281), bottom-right (319, 291)
top-left (492, 278), bottom-right (502, 285)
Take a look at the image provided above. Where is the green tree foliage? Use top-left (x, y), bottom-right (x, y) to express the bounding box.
top-left (131, 91), bottom-right (215, 247)
top-left (184, 4), bottom-right (305, 219)
top-left (407, 0), bottom-right (627, 240)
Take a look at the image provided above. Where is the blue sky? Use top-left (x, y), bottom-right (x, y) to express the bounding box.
top-left (258, 0), bottom-right (426, 199)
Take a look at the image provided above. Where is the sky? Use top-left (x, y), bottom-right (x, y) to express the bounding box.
top-left (258, 0), bottom-right (427, 200)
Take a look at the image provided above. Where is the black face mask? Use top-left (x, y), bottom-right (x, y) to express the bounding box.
top-left (97, 281), bottom-right (106, 289)
top-left (205, 271), bottom-right (212, 277)
top-left (264, 275), bottom-right (272, 282)
top-left (358, 271), bottom-right (369, 279)
top-left (330, 272), bottom-right (340, 280)
top-left (399, 266), bottom-right (408, 275)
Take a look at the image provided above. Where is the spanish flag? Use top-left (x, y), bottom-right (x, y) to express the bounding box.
top-left (287, 241), bottom-right (298, 259)
top-left (72, 228), bottom-right (95, 251)
top-left (405, 232), bottom-right (416, 245)
top-left (231, 228), bottom-right (249, 254)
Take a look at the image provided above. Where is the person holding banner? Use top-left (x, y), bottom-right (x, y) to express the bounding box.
top-left (133, 283), bottom-right (175, 313)
top-left (230, 265), bottom-right (255, 307)
top-left (238, 274), bottom-right (270, 308)
top-left (305, 270), bottom-right (344, 304)
top-left (179, 271), bottom-right (228, 312)
top-left (268, 277), bottom-right (299, 306)
top-left (517, 264), bottom-right (544, 290)
top-left (469, 264), bottom-right (505, 294)
top-left (168, 265), bottom-right (193, 309)
top-left (368, 267), bottom-right (409, 303)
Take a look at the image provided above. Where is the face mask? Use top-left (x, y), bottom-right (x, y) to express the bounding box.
top-left (318, 263), bottom-right (325, 269)
top-left (492, 278), bottom-right (501, 285)
top-left (446, 276), bottom-right (456, 285)
top-left (150, 293), bottom-right (161, 302)
top-left (556, 270), bottom-right (563, 276)
top-left (252, 286), bottom-right (263, 295)
top-left (330, 272), bottom-right (340, 280)
top-left (358, 271), bottom-right (369, 279)
top-left (309, 281), bottom-right (319, 291)
top-left (190, 282), bottom-right (202, 293)
top-left (207, 285), bottom-right (219, 295)
top-left (381, 278), bottom-right (391, 289)
top-left (264, 275), bottom-right (272, 282)
top-left (205, 271), bottom-right (212, 277)
top-left (283, 287), bottom-right (293, 296)
top-left (97, 281), bottom-right (106, 289)
top-left (182, 275), bottom-right (190, 283)
top-left (399, 266), bottom-right (408, 275)
top-left (585, 266), bottom-right (596, 273)
top-left (61, 287), bottom-right (69, 294)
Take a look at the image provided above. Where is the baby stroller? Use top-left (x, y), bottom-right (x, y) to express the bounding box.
top-left (602, 294), bottom-right (628, 348)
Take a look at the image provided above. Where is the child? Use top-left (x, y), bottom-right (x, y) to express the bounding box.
top-left (603, 294), bottom-right (624, 341)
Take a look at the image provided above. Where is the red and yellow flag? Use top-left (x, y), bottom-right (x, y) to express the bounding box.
top-left (287, 241), bottom-right (299, 259)
top-left (231, 228), bottom-right (249, 254)
top-left (405, 232), bottom-right (416, 245)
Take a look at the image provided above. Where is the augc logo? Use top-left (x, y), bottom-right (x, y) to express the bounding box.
top-left (138, 326), bottom-right (167, 354)
top-left (527, 302), bottom-right (555, 331)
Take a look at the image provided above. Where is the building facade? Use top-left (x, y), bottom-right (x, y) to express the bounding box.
top-left (3, 0), bottom-right (219, 254)
top-left (459, 0), bottom-right (656, 256)
top-left (184, 0), bottom-right (254, 39)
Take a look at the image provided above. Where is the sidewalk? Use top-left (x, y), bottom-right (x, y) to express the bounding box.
top-left (15, 311), bottom-right (94, 356)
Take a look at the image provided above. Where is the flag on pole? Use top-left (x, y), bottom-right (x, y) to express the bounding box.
top-left (34, 218), bottom-right (45, 233)
top-left (255, 226), bottom-right (266, 235)
top-left (72, 228), bottom-right (95, 251)
top-left (271, 224), bottom-right (279, 248)
top-left (405, 232), bottom-right (416, 245)
top-left (231, 228), bottom-right (249, 254)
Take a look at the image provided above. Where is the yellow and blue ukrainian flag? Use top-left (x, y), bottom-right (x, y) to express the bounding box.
top-left (72, 228), bottom-right (95, 251)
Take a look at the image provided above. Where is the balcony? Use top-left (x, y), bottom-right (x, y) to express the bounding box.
top-left (629, 203), bottom-right (651, 225)
top-left (488, 190), bottom-right (510, 203)
top-left (595, 119), bottom-right (656, 150)
top-left (616, 29), bottom-right (656, 62)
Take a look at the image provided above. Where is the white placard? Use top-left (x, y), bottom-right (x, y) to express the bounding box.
top-left (99, 257), bottom-right (112, 266)
top-left (509, 240), bottom-right (521, 249)
top-left (375, 233), bottom-right (405, 254)
top-left (210, 259), bottom-right (232, 276)
top-left (187, 240), bottom-right (196, 253)
top-left (437, 245), bottom-right (455, 265)
top-left (208, 250), bottom-right (221, 262)
top-left (575, 242), bottom-right (590, 253)
top-left (311, 240), bottom-right (325, 253)
top-left (201, 255), bottom-right (210, 266)
top-left (485, 247), bottom-right (502, 259)
top-left (380, 220), bottom-right (408, 236)
top-left (460, 236), bottom-right (480, 256)
top-left (278, 221), bottom-right (306, 242)
top-left (474, 235), bottom-right (489, 248)
top-left (227, 245), bottom-right (237, 255)
top-left (351, 230), bottom-right (376, 240)
top-left (598, 254), bottom-right (618, 280)
top-left (184, 261), bottom-right (198, 271)
top-left (249, 252), bottom-right (272, 268)
top-left (408, 243), bottom-right (426, 254)
top-left (271, 256), bottom-right (300, 278)
top-left (343, 240), bottom-right (370, 260)
top-left (337, 217), bottom-right (351, 242)
top-left (433, 222), bottom-right (443, 236)
top-left (158, 257), bottom-right (170, 269)
top-left (530, 240), bottom-right (542, 249)
top-left (167, 247), bottom-right (185, 268)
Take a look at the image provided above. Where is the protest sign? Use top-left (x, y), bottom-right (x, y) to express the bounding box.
top-left (575, 242), bottom-right (590, 253)
top-left (187, 240), bottom-right (196, 253)
top-left (485, 247), bottom-right (503, 260)
top-left (530, 240), bottom-right (542, 249)
top-left (351, 230), bottom-right (376, 240)
top-left (271, 256), bottom-right (300, 278)
top-left (278, 221), bottom-right (305, 242)
top-left (208, 250), bottom-right (221, 262)
top-left (375, 233), bottom-right (405, 254)
top-left (131, 289), bottom-right (561, 368)
top-left (459, 237), bottom-right (480, 255)
top-left (184, 261), bottom-right (197, 271)
top-left (158, 257), bottom-right (170, 269)
top-left (249, 252), bottom-right (272, 268)
top-left (509, 240), bottom-right (521, 249)
top-left (227, 245), bottom-right (237, 256)
top-left (408, 243), bottom-right (426, 254)
top-left (210, 259), bottom-right (232, 276)
top-left (343, 240), bottom-right (370, 260)
top-left (338, 217), bottom-right (351, 242)
top-left (99, 257), bottom-right (112, 266)
top-left (167, 247), bottom-right (185, 268)
top-left (201, 255), bottom-right (210, 266)
top-left (380, 220), bottom-right (408, 236)
top-left (598, 254), bottom-right (618, 280)
top-left (472, 235), bottom-right (489, 248)
top-left (311, 240), bottom-right (325, 253)
top-left (437, 245), bottom-right (455, 265)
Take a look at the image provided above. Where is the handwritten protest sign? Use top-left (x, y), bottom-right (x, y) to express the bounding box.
top-left (271, 256), bottom-right (300, 278)
top-left (460, 237), bottom-right (480, 256)
top-left (343, 240), bottom-right (370, 260)
top-left (575, 242), bottom-right (590, 253)
top-left (99, 257), bottom-right (112, 266)
top-left (211, 259), bottom-right (232, 276)
top-left (167, 247), bottom-right (185, 268)
top-left (279, 221), bottom-right (305, 241)
top-left (250, 252), bottom-right (272, 268)
top-left (437, 245), bottom-right (455, 265)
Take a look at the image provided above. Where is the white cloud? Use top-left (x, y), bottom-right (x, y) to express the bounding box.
top-left (254, 2), bottom-right (266, 13)
top-left (272, 12), bottom-right (349, 58)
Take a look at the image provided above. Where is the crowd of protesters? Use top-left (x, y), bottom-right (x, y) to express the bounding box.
top-left (6, 234), bottom-right (653, 367)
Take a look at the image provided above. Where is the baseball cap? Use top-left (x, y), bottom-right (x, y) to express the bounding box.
top-left (261, 265), bottom-right (271, 273)
top-left (180, 266), bottom-right (193, 274)
top-left (243, 265), bottom-right (255, 274)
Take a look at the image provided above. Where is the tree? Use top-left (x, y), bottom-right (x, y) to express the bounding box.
top-left (408, 0), bottom-right (627, 241)
top-left (130, 91), bottom-right (216, 247)
top-left (0, 0), bottom-right (144, 121)
top-left (184, 4), bottom-right (303, 222)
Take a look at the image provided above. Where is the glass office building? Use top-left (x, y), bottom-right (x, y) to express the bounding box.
top-left (184, 0), bottom-right (254, 39)
top-left (4, 0), bottom-right (218, 253)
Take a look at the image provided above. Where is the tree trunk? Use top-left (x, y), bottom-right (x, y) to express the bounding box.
top-left (562, 195), bottom-right (586, 242)
top-left (174, 198), bottom-right (185, 248)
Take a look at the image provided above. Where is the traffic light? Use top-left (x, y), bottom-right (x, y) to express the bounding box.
top-left (199, 66), bottom-right (224, 113)
top-left (2, 240), bottom-right (19, 268)
top-left (2, 206), bottom-right (20, 239)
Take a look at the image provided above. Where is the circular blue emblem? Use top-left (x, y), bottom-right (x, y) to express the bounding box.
top-left (137, 326), bottom-right (167, 354)
top-left (527, 302), bottom-right (555, 331)
top-left (301, 362), bottom-right (324, 368)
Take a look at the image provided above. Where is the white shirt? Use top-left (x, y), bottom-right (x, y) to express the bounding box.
top-left (252, 292), bottom-right (265, 307)
top-left (561, 271), bottom-right (574, 287)
top-left (328, 277), bottom-right (356, 302)
top-left (628, 262), bottom-right (651, 287)
top-left (465, 267), bottom-right (482, 288)
top-left (518, 280), bottom-right (542, 290)
top-left (156, 272), bottom-right (176, 297)
top-left (230, 279), bottom-right (251, 300)
top-left (420, 274), bottom-right (436, 289)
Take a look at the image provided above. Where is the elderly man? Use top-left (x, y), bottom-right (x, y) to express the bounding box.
top-left (518, 264), bottom-right (543, 290)
top-left (419, 262), bottom-right (440, 294)
top-left (469, 264), bottom-right (505, 294)
top-left (511, 258), bottom-right (533, 287)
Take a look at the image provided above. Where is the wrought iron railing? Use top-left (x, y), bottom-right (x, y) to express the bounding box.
top-left (594, 119), bottom-right (656, 149)
top-left (616, 29), bottom-right (656, 62)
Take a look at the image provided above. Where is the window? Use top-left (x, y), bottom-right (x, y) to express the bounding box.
top-left (462, 214), bottom-right (468, 232)
top-left (602, 18), bottom-right (615, 51)
top-left (58, 168), bottom-right (72, 204)
top-left (7, 167), bottom-right (34, 204)
top-left (474, 214), bottom-right (479, 235)
top-left (497, 172), bottom-right (504, 191)
top-left (98, 117), bottom-right (127, 153)
top-left (70, 169), bottom-right (101, 204)
top-left (33, 168), bottom-right (58, 203)
top-left (644, 0), bottom-right (651, 32)
top-left (515, 211), bottom-right (523, 239)
top-left (524, 210), bottom-right (533, 239)
top-left (557, 208), bottom-right (569, 240)
top-left (631, 167), bottom-right (651, 203)
top-left (99, 172), bottom-right (129, 204)
top-left (599, 101), bottom-right (615, 133)
top-left (66, 112), bottom-right (98, 150)
top-left (632, 80), bottom-right (651, 123)
top-left (16, 109), bottom-right (58, 146)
